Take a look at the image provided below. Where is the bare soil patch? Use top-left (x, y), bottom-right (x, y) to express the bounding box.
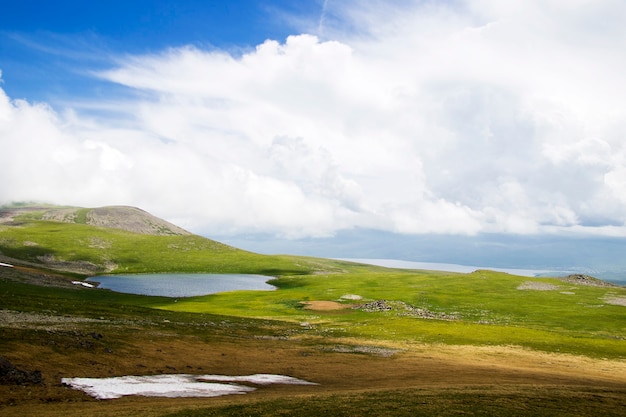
top-left (300, 301), bottom-right (352, 311)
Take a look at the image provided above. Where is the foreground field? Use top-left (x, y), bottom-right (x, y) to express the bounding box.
top-left (1, 264), bottom-right (626, 416)
top-left (1, 209), bottom-right (625, 415)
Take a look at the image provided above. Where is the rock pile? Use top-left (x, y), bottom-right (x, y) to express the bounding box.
top-left (355, 300), bottom-right (458, 320)
top-left (560, 274), bottom-right (617, 288)
top-left (0, 356), bottom-right (42, 385)
top-left (357, 300), bottom-right (393, 312)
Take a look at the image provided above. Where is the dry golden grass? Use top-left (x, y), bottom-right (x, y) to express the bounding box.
top-left (2, 326), bottom-right (626, 416)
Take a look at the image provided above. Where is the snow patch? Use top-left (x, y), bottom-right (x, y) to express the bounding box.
top-left (62, 373), bottom-right (317, 399)
top-left (340, 294), bottom-right (362, 300)
top-left (71, 281), bottom-right (94, 288)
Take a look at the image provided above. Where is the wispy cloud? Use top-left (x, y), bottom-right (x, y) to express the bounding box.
top-left (1, 0), bottom-right (626, 238)
top-left (317, 0), bottom-right (330, 36)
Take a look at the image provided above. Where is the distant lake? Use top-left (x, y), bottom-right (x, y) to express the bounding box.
top-left (87, 274), bottom-right (275, 297)
top-left (337, 258), bottom-right (557, 277)
top-left (338, 258), bottom-right (626, 285)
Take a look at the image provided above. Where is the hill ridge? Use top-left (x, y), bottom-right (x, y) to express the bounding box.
top-left (1, 204), bottom-right (191, 236)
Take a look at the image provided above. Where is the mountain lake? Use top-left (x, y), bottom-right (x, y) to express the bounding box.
top-left (86, 274), bottom-right (275, 297)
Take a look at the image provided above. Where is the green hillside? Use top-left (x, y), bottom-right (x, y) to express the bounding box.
top-left (0, 205), bottom-right (327, 276)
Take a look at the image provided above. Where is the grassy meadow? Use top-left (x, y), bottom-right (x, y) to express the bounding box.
top-left (1, 211), bottom-right (626, 416)
top-left (0, 219), bottom-right (318, 275)
top-left (156, 268), bottom-right (626, 358)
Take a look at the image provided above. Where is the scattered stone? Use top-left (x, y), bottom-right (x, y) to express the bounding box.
top-left (517, 281), bottom-right (560, 291)
top-left (323, 344), bottom-right (400, 357)
top-left (357, 300), bottom-right (393, 312)
top-left (603, 296), bottom-right (626, 307)
top-left (36, 254), bottom-right (101, 275)
top-left (354, 300), bottom-right (458, 320)
top-left (0, 309), bottom-right (108, 330)
top-left (0, 356), bottom-right (43, 385)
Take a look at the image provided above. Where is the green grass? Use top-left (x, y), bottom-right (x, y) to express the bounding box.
top-left (74, 208), bottom-right (88, 224)
top-left (156, 269), bottom-right (626, 358)
top-left (1, 217), bottom-right (625, 359)
top-left (0, 277), bottom-right (302, 347)
top-left (0, 220), bottom-right (319, 275)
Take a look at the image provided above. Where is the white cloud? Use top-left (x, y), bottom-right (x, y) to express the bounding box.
top-left (2, 0), bottom-right (626, 237)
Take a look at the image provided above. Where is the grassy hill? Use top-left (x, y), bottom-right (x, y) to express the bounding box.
top-left (1, 204), bottom-right (625, 416)
top-left (0, 204), bottom-right (325, 276)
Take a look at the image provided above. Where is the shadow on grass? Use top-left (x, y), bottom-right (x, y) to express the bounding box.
top-left (0, 245), bottom-right (57, 263)
top-left (163, 387), bottom-right (626, 417)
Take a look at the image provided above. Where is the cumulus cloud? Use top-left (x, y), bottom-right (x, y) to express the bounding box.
top-left (2, 0), bottom-right (626, 237)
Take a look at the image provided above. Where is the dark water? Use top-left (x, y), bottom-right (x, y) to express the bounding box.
top-left (87, 274), bottom-right (275, 297)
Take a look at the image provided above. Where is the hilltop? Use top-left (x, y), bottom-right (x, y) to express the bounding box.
top-left (0, 204), bottom-right (190, 236)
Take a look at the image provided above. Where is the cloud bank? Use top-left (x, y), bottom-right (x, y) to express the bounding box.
top-left (2, 0), bottom-right (626, 238)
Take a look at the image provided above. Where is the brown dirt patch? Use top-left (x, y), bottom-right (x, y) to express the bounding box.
top-left (300, 301), bottom-right (352, 311)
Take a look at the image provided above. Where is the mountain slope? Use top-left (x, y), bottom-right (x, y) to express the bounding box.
top-left (0, 204), bottom-right (190, 236)
top-left (0, 204), bottom-right (321, 276)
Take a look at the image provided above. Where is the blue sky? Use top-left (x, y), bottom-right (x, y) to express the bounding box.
top-left (2, 1), bottom-right (626, 273)
top-left (0, 1), bottom-right (322, 101)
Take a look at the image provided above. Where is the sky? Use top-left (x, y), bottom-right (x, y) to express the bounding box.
top-left (2, 1), bottom-right (626, 266)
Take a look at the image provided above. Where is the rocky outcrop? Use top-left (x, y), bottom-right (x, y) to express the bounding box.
top-left (0, 356), bottom-right (42, 385)
top-left (559, 274), bottom-right (618, 288)
top-left (85, 206), bottom-right (191, 236)
top-left (0, 204), bottom-right (191, 236)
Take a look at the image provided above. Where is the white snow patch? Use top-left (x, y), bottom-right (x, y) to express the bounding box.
top-left (62, 373), bottom-right (317, 400)
top-left (340, 294), bottom-right (362, 300)
top-left (71, 281), bottom-right (94, 288)
top-left (198, 374), bottom-right (318, 385)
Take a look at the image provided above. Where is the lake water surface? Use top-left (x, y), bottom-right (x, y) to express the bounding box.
top-left (337, 258), bottom-right (557, 277)
top-left (87, 274), bottom-right (275, 297)
top-left (338, 258), bottom-right (626, 285)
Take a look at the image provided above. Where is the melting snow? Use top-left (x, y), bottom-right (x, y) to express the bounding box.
top-left (71, 281), bottom-right (94, 288)
top-left (62, 373), bottom-right (317, 399)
